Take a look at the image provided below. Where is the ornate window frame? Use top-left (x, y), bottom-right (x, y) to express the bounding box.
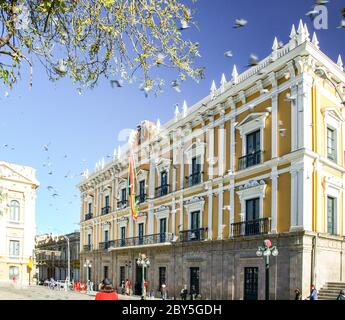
top-left (155, 205), bottom-right (170, 234)
top-left (135, 212), bottom-right (147, 237)
top-left (236, 180), bottom-right (267, 222)
top-left (184, 196), bottom-right (205, 229)
top-left (322, 108), bottom-right (343, 163)
top-left (184, 141), bottom-right (206, 180)
top-left (136, 169), bottom-right (148, 195)
top-left (156, 158), bottom-right (171, 186)
top-left (236, 112), bottom-right (269, 156)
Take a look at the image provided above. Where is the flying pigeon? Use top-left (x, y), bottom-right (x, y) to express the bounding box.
top-left (224, 51), bottom-right (233, 58)
top-left (234, 18), bottom-right (248, 28)
top-left (247, 54), bottom-right (259, 67)
top-left (179, 19), bottom-right (190, 30)
top-left (110, 79), bottom-right (123, 88)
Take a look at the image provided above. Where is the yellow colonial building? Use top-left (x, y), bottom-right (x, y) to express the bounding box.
top-left (78, 20), bottom-right (345, 300)
top-left (0, 161), bottom-right (39, 285)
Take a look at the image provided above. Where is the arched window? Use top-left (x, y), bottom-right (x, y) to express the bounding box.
top-left (10, 200), bottom-right (20, 222)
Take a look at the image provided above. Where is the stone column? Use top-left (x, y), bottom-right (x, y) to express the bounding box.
top-left (148, 156), bottom-right (155, 234)
top-left (271, 94), bottom-right (278, 159)
top-left (229, 179), bottom-right (235, 237)
top-left (207, 185), bottom-right (213, 240)
top-left (271, 167), bottom-right (278, 233)
top-left (218, 184), bottom-right (224, 240)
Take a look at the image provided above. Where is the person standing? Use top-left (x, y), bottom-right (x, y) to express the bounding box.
top-left (161, 283), bottom-right (167, 300)
top-left (125, 279), bottom-right (131, 296)
top-left (190, 285), bottom-right (196, 300)
top-left (294, 288), bottom-right (302, 300)
top-left (95, 278), bottom-right (119, 300)
top-left (336, 290), bottom-right (345, 300)
top-left (180, 284), bottom-right (188, 300)
top-left (307, 285), bottom-right (318, 300)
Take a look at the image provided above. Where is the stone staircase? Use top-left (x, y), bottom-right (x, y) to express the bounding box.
top-left (318, 282), bottom-right (345, 300)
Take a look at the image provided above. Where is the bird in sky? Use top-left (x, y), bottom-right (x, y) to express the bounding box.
top-left (171, 80), bottom-right (181, 93)
top-left (155, 53), bottom-right (166, 65)
top-left (47, 186), bottom-right (55, 192)
top-left (43, 142), bottom-right (51, 152)
top-left (337, 20), bottom-right (345, 28)
top-left (315, 0), bottom-right (329, 4)
top-left (110, 79), bottom-right (123, 88)
top-left (247, 54), bottom-right (259, 67)
top-left (179, 19), bottom-right (190, 30)
top-left (52, 193), bottom-right (59, 198)
top-left (234, 18), bottom-right (247, 28)
top-left (224, 50), bottom-right (233, 58)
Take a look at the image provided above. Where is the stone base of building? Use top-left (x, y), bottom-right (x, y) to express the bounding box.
top-left (80, 231), bottom-right (345, 300)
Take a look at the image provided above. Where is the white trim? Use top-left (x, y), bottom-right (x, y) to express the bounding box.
top-left (185, 141), bottom-right (206, 179)
top-left (184, 197), bottom-right (205, 230)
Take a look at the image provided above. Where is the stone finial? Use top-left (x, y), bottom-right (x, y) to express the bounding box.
top-left (297, 19), bottom-right (306, 45)
top-left (101, 158), bottom-right (105, 169)
top-left (337, 54), bottom-right (343, 69)
top-left (304, 23), bottom-right (310, 41)
top-left (220, 73), bottom-right (227, 93)
top-left (182, 100), bottom-right (188, 117)
top-left (117, 145), bottom-right (121, 159)
top-left (156, 119), bottom-right (161, 131)
top-left (289, 24), bottom-right (297, 39)
top-left (174, 104), bottom-right (180, 121)
top-left (231, 65), bottom-right (239, 84)
top-left (312, 32), bottom-right (319, 49)
top-left (113, 148), bottom-right (117, 160)
top-left (210, 80), bottom-right (217, 100)
top-left (297, 19), bottom-right (305, 35)
top-left (272, 37), bottom-right (279, 51)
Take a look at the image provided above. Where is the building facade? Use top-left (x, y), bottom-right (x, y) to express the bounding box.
top-left (0, 161), bottom-right (39, 285)
top-left (78, 20), bottom-right (345, 300)
top-left (35, 232), bottom-right (80, 283)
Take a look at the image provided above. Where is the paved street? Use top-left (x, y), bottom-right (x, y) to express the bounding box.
top-left (0, 283), bottom-right (158, 300)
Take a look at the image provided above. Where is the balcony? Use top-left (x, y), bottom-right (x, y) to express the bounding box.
top-left (155, 185), bottom-right (169, 198)
top-left (99, 241), bottom-right (111, 250)
top-left (117, 200), bottom-right (128, 209)
top-left (179, 228), bottom-right (207, 242)
top-left (109, 233), bottom-right (173, 249)
top-left (231, 217), bottom-right (271, 237)
top-left (238, 151), bottom-right (263, 170)
top-left (186, 172), bottom-right (203, 188)
top-left (135, 194), bottom-right (147, 204)
top-left (83, 244), bottom-right (93, 252)
top-left (85, 213), bottom-right (93, 221)
top-left (101, 206), bottom-right (111, 215)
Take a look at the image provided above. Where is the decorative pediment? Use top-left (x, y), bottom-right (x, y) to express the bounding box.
top-left (322, 107), bottom-right (345, 129)
top-left (239, 179), bottom-right (266, 191)
top-left (184, 196), bottom-right (205, 205)
top-left (155, 205), bottom-right (170, 213)
top-left (236, 112), bottom-right (269, 137)
top-left (117, 216), bottom-right (129, 223)
top-left (237, 180), bottom-right (267, 202)
top-left (137, 169), bottom-right (149, 181)
top-left (155, 205), bottom-right (170, 220)
top-left (184, 141), bottom-right (206, 161)
top-left (0, 163), bottom-right (38, 186)
top-left (156, 158), bottom-right (171, 172)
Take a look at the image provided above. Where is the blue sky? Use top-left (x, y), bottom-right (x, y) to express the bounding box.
top-left (0, 0), bottom-right (344, 235)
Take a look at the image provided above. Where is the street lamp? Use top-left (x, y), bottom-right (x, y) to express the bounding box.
top-left (60, 235), bottom-right (70, 291)
top-left (83, 260), bottom-right (92, 294)
top-left (137, 253), bottom-right (150, 300)
top-left (256, 239), bottom-right (278, 300)
top-left (314, 67), bottom-right (345, 107)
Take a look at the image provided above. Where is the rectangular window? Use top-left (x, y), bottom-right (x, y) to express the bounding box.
top-left (327, 196), bottom-right (337, 235)
top-left (244, 267), bottom-right (259, 300)
top-left (138, 223), bottom-right (144, 244)
top-left (327, 127), bottom-right (337, 161)
top-left (159, 267), bottom-right (166, 290)
top-left (245, 198), bottom-right (260, 235)
top-left (139, 180), bottom-right (145, 196)
top-left (103, 266), bottom-right (109, 280)
top-left (121, 188), bottom-right (127, 203)
top-left (9, 240), bottom-right (20, 257)
top-left (104, 230), bottom-right (109, 243)
top-left (119, 266), bottom-right (125, 286)
top-left (9, 266), bottom-right (19, 280)
top-left (121, 226), bottom-right (126, 246)
top-left (87, 234), bottom-right (92, 250)
top-left (190, 267), bottom-right (200, 295)
top-left (105, 195), bottom-right (110, 207)
top-left (159, 218), bottom-right (167, 242)
top-left (88, 203), bottom-right (92, 214)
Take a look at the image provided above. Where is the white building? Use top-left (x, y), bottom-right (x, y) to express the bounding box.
top-left (0, 161), bottom-right (39, 285)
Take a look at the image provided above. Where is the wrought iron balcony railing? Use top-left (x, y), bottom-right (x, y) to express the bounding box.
top-left (231, 217), bottom-right (271, 237)
top-left (155, 185), bottom-right (170, 198)
top-left (238, 151), bottom-right (263, 170)
top-left (99, 241), bottom-right (111, 250)
top-left (85, 213), bottom-right (93, 221)
top-left (179, 228), bottom-right (207, 242)
top-left (185, 172), bottom-right (203, 188)
top-left (135, 194), bottom-right (147, 204)
top-left (108, 233), bottom-right (173, 249)
top-left (101, 206), bottom-right (111, 215)
top-left (117, 200), bottom-right (128, 209)
top-left (83, 244), bottom-right (93, 252)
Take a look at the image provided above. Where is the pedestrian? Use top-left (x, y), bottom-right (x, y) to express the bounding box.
top-left (180, 284), bottom-right (188, 300)
top-left (95, 278), bottom-right (119, 300)
top-left (161, 283), bottom-right (167, 300)
top-left (336, 289), bottom-right (345, 300)
top-left (121, 280), bottom-right (125, 294)
top-left (125, 279), bottom-right (131, 295)
top-left (294, 288), bottom-right (302, 300)
top-left (190, 285), bottom-right (196, 300)
top-left (150, 289), bottom-right (155, 299)
top-left (307, 284), bottom-right (318, 300)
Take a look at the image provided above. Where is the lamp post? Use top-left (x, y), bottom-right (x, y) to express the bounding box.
top-left (314, 67), bottom-right (345, 107)
top-left (137, 253), bottom-right (150, 300)
top-left (256, 239), bottom-right (278, 300)
top-left (83, 260), bottom-right (92, 294)
top-left (61, 235), bottom-right (70, 291)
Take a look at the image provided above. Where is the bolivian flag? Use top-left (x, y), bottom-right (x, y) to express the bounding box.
top-left (128, 156), bottom-right (139, 221)
top-left (28, 257), bottom-right (33, 270)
